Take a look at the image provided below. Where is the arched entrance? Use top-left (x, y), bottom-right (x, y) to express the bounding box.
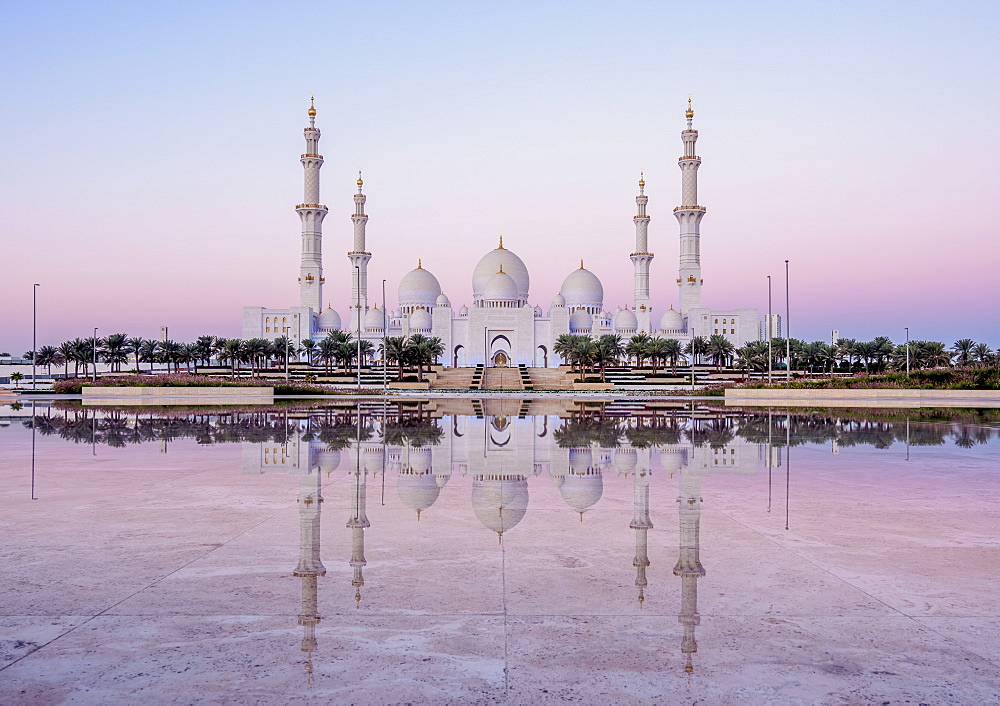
top-left (535, 345), bottom-right (548, 367)
top-left (493, 351), bottom-right (509, 367)
top-left (453, 344), bottom-right (465, 367)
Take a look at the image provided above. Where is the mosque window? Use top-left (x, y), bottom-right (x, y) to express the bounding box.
top-left (265, 327), bottom-right (270, 333)
top-left (714, 318), bottom-right (718, 324)
top-left (731, 329), bottom-right (735, 334)
top-left (282, 317), bottom-right (287, 323)
top-left (714, 329), bottom-right (718, 334)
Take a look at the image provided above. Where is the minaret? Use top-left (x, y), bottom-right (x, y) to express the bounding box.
top-left (631, 172), bottom-right (654, 333)
top-left (348, 171), bottom-right (371, 334)
top-left (673, 464), bottom-right (705, 674)
top-left (630, 466), bottom-right (653, 606)
top-left (297, 96), bottom-right (327, 313)
top-left (346, 448), bottom-right (370, 608)
top-left (675, 97), bottom-right (705, 316)
top-left (293, 464), bottom-right (326, 679)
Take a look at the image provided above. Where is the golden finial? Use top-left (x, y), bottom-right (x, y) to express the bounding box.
top-left (417, 258), bottom-right (422, 269)
top-left (685, 95), bottom-right (694, 119)
top-left (357, 169), bottom-right (363, 187)
top-left (355, 588), bottom-right (361, 609)
top-left (638, 590), bottom-right (645, 608)
top-left (498, 264), bottom-right (504, 274)
top-left (498, 233), bottom-right (504, 249)
top-left (416, 508), bottom-right (421, 522)
top-left (580, 259), bottom-right (585, 270)
top-left (639, 171), bottom-right (645, 188)
top-left (308, 94), bottom-right (317, 118)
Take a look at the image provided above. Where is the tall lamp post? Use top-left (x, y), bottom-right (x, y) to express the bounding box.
top-left (766, 275), bottom-right (772, 384)
top-left (32, 283), bottom-right (40, 391)
top-left (784, 260), bottom-right (790, 383)
top-left (93, 327), bottom-right (98, 382)
top-left (382, 279), bottom-right (387, 394)
top-left (905, 327), bottom-right (910, 377)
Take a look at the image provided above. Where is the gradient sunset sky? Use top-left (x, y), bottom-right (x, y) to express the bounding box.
top-left (2, 0), bottom-right (998, 353)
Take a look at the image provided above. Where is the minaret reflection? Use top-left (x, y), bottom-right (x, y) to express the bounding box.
top-left (673, 456), bottom-right (705, 675)
top-left (293, 455), bottom-right (326, 682)
top-left (625, 449), bottom-right (653, 607)
top-left (347, 447), bottom-right (370, 608)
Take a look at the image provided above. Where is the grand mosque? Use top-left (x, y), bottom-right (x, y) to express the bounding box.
top-left (242, 98), bottom-right (759, 366)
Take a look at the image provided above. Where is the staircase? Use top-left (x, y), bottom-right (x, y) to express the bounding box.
top-left (430, 367), bottom-right (479, 390)
top-left (482, 366), bottom-right (523, 391)
top-left (526, 368), bottom-right (575, 391)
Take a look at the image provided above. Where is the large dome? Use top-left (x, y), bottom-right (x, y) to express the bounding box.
top-left (560, 265), bottom-right (603, 308)
top-left (399, 263), bottom-right (442, 306)
top-left (364, 306), bottom-right (385, 331)
top-left (482, 270), bottom-right (520, 302)
top-left (660, 307), bottom-right (684, 332)
top-left (559, 472), bottom-right (604, 515)
top-left (473, 242), bottom-right (529, 300)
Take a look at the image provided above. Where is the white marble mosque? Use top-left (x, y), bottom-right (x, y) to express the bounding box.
top-left (242, 98), bottom-right (760, 366)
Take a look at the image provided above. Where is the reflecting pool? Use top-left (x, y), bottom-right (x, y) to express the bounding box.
top-left (2, 399), bottom-right (1000, 704)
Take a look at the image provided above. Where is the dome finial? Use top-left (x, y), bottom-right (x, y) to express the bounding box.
top-left (357, 169), bottom-right (363, 191)
top-left (498, 233), bottom-right (504, 249)
top-left (308, 93), bottom-right (317, 118)
top-left (498, 263), bottom-right (504, 274)
top-left (639, 171), bottom-right (645, 188)
top-left (417, 258), bottom-right (422, 269)
top-left (686, 95), bottom-right (694, 120)
top-left (580, 259), bottom-right (584, 270)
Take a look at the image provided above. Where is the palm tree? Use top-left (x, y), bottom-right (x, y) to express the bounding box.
top-left (645, 338), bottom-right (668, 375)
top-left (684, 336), bottom-right (708, 367)
top-left (706, 334), bottom-right (735, 371)
top-left (381, 336), bottom-right (409, 380)
top-left (919, 341), bottom-right (953, 368)
top-left (625, 333), bottom-right (651, 368)
top-left (357, 339), bottom-right (375, 367)
top-left (126, 337), bottom-right (145, 374)
top-left (218, 338), bottom-right (245, 377)
top-left (972, 342), bottom-right (993, 367)
top-left (336, 341), bottom-right (357, 375)
top-left (593, 334), bottom-right (623, 382)
top-left (138, 339), bottom-right (159, 373)
top-left (35, 345), bottom-right (58, 376)
top-left (952, 339), bottom-right (976, 367)
top-left (661, 338), bottom-right (683, 374)
top-left (157, 340), bottom-right (182, 373)
top-left (554, 334), bottom-right (580, 372)
top-left (57, 340), bottom-right (76, 378)
top-left (573, 337), bottom-right (597, 381)
top-left (316, 337), bottom-right (339, 374)
top-left (871, 337), bottom-right (895, 373)
top-left (10, 372), bottom-right (23, 388)
top-left (300, 338), bottom-right (317, 366)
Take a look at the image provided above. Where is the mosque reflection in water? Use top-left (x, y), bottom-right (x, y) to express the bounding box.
top-left (25, 400), bottom-right (998, 677)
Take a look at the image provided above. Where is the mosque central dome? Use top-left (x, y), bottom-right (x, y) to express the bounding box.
top-left (473, 240), bottom-right (529, 301)
top-left (560, 264), bottom-right (604, 309)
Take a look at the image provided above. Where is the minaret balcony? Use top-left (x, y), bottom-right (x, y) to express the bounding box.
top-left (300, 154), bottom-right (324, 159)
top-left (673, 206), bottom-right (706, 212)
top-left (296, 203), bottom-right (329, 210)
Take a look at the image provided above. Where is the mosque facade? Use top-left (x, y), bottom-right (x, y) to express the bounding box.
top-left (242, 99), bottom-right (759, 366)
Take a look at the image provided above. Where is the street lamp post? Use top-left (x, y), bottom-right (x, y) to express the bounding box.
top-left (382, 279), bottom-right (387, 395)
top-left (767, 275), bottom-right (772, 384)
top-left (784, 260), bottom-right (790, 383)
top-left (93, 327), bottom-right (98, 382)
top-left (905, 327), bottom-right (910, 377)
top-left (32, 284), bottom-right (39, 391)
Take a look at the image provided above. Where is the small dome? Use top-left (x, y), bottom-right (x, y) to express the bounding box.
top-left (569, 448), bottom-right (593, 474)
top-left (397, 472), bottom-right (441, 513)
top-left (314, 448), bottom-right (341, 474)
top-left (533, 305), bottom-right (542, 316)
top-left (614, 449), bottom-right (638, 474)
top-left (363, 448), bottom-right (385, 474)
top-left (660, 307), bottom-right (684, 332)
top-left (560, 266), bottom-right (604, 308)
top-left (559, 472), bottom-right (604, 515)
top-left (569, 309), bottom-right (593, 333)
top-left (435, 293), bottom-right (451, 307)
top-left (551, 293), bottom-right (566, 308)
top-left (409, 308), bottom-right (432, 331)
top-left (657, 449), bottom-right (684, 473)
top-left (364, 307), bottom-right (385, 330)
top-left (318, 307), bottom-right (341, 331)
top-left (473, 244), bottom-right (529, 300)
top-left (615, 308), bottom-right (638, 331)
top-left (459, 304), bottom-right (469, 316)
top-left (483, 270), bottom-right (520, 301)
top-left (399, 264), bottom-right (442, 306)
top-left (407, 447), bottom-right (432, 474)
top-left (472, 478), bottom-right (529, 535)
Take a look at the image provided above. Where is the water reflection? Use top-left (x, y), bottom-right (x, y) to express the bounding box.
top-left (11, 401), bottom-right (1000, 678)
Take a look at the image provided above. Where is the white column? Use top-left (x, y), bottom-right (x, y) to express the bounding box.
top-left (675, 99), bottom-right (705, 316)
top-left (630, 173), bottom-right (653, 332)
top-left (298, 97), bottom-right (327, 313)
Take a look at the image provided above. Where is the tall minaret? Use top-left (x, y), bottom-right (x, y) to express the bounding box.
top-left (630, 465), bottom-right (653, 606)
top-left (348, 172), bottom-right (371, 334)
top-left (297, 96), bottom-right (327, 313)
top-left (675, 97), bottom-right (705, 316)
top-left (347, 442), bottom-right (370, 608)
top-left (673, 464), bottom-right (705, 674)
top-left (631, 173), bottom-right (654, 333)
top-left (293, 463), bottom-right (326, 680)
